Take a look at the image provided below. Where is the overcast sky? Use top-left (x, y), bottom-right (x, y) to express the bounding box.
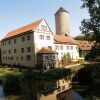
top-left (0, 0), bottom-right (89, 39)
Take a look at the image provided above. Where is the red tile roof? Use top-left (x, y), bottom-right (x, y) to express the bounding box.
top-left (4, 19), bottom-right (43, 39)
top-left (37, 47), bottom-right (57, 54)
top-left (54, 34), bottom-right (76, 45)
top-left (75, 40), bottom-right (95, 50)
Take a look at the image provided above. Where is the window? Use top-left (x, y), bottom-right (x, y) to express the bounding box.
top-left (55, 45), bottom-right (59, 50)
top-left (2, 42), bottom-right (4, 46)
top-left (71, 46), bottom-right (73, 50)
top-left (41, 25), bottom-right (47, 31)
top-left (60, 46), bottom-right (63, 50)
top-left (16, 56), bottom-right (19, 61)
top-left (57, 87), bottom-right (61, 92)
top-left (27, 35), bottom-right (31, 40)
top-left (46, 36), bottom-right (50, 40)
top-left (8, 57), bottom-right (10, 60)
top-left (11, 57), bottom-right (13, 60)
top-left (82, 45), bottom-right (85, 47)
top-left (87, 45), bottom-right (90, 47)
top-left (39, 35), bottom-right (44, 40)
top-left (9, 50), bottom-right (11, 54)
top-left (66, 46), bottom-right (69, 50)
top-left (14, 39), bottom-right (17, 43)
top-left (5, 41), bottom-right (7, 45)
top-left (22, 37), bottom-right (25, 42)
top-left (14, 49), bottom-right (17, 53)
top-left (48, 46), bottom-right (52, 50)
top-left (5, 50), bottom-right (6, 54)
top-left (26, 55), bottom-right (31, 60)
top-left (3, 57), bottom-right (5, 60)
top-left (61, 52), bottom-right (63, 56)
top-left (21, 48), bottom-right (24, 53)
top-left (62, 85), bottom-right (65, 90)
top-left (2, 51), bottom-right (4, 54)
top-left (27, 47), bottom-right (31, 52)
top-left (8, 40), bottom-right (11, 45)
top-left (21, 56), bottom-right (23, 61)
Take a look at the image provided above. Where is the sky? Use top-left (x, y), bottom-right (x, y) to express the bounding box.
top-left (0, 0), bottom-right (89, 39)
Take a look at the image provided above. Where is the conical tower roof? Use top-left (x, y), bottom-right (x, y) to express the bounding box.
top-left (55, 7), bottom-right (69, 14)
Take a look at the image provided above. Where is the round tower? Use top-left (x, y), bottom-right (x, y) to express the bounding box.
top-left (55, 7), bottom-right (70, 35)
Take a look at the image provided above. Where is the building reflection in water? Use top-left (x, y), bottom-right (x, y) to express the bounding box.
top-left (4, 75), bottom-right (83, 100)
top-left (38, 76), bottom-right (72, 100)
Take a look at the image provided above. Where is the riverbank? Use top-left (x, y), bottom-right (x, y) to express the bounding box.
top-left (72, 62), bottom-right (100, 100)
top-left (0, 62), bottom-right (99, 83)
top-left (0, 62), bottom-right (100, 100)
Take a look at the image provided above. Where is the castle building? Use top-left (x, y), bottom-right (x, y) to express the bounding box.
top-left (54, 35), bottom-right (79, 61)
top-left (1, 19), bottom-right (57, 68)
top-left (1, 7), bottom-right (79, 69)
top-left (54, 7), bottom-right (79, 61)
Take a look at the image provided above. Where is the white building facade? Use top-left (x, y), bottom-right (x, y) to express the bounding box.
top-left (1, 19), bottom-right (79, 68)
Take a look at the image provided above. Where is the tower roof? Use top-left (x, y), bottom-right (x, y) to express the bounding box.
top-left (55, 7), bottom-right (69, 14)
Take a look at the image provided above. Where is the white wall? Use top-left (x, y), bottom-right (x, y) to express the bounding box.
top-left (34, 19), bottom-right (55, 52)
top-left (54, 44), bottom-right (79, 61)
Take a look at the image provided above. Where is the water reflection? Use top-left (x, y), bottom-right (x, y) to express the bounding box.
top-left (1, 76), bottom-right (83, 100)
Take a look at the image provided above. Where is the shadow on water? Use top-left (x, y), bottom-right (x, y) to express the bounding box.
top-left (0, 77), bottom-right (83, 100)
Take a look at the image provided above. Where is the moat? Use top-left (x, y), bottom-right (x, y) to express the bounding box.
top-left (0, 79), bottom-right (83, 100)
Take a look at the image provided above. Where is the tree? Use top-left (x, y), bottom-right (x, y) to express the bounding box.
top-left (66, 52), bottom-right (71, 62)
top-left (61, 52), bottom-right (71, 65)
top-left (80, 0), bottom-right (100, 43)
top-left (74, 34), bottom-right (92, 41)
top-left (61, 53), bottom-right (67, 65)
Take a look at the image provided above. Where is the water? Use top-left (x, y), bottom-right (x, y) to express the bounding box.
top-left (0, 78), bottom-right (83, 100)
top-left (0, 85), bottom-right (6, 100)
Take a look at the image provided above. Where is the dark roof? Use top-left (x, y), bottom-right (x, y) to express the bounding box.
top-left (55, 7), bottom-right (69, 14)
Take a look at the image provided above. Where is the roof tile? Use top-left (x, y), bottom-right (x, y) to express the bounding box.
top-left (37, 47), bottom-right (56, 54)
top-left (4, 19), bottom-right (43, 39)
top-left (54, 35), bottom-right (76, 45)
top-left (75, 40), bottom-right (95, 50)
